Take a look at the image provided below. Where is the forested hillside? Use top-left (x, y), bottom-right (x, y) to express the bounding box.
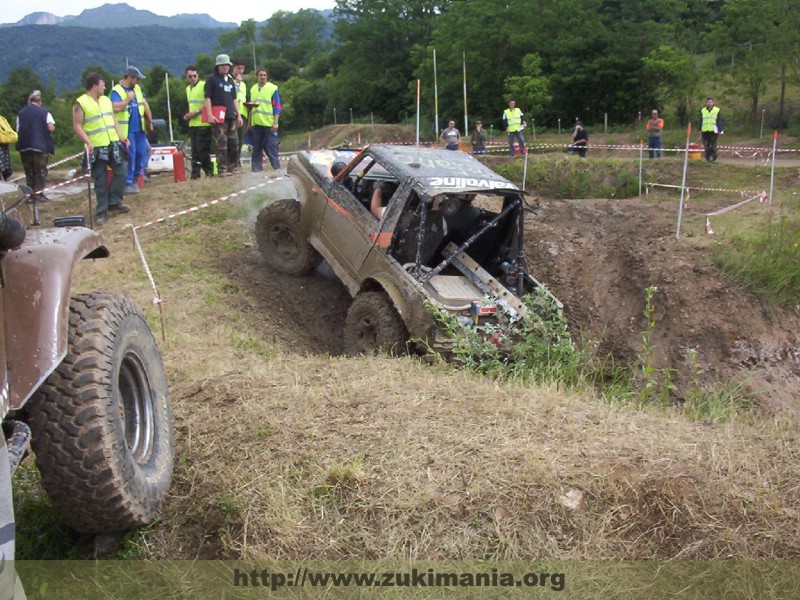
top-left (0, 25), bottom-right (222, 91)
top-left (1, 0), bottom-right (798, 138)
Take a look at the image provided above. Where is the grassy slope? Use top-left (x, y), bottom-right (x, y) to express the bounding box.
top-left (10, 150), bottom-right (800, 564)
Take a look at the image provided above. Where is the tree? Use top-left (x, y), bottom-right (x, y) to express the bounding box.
top-left (0, 66), bottom-right (43, 117)
top-left (504, 54), bottom-right (551, 120)
top-left (643, 45), bottom-right (698, 125)
top-left (332, 0), bottom-right (448, 122)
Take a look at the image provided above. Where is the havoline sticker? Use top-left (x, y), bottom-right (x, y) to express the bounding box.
top-left (427, 177), bottom-right (518, 189)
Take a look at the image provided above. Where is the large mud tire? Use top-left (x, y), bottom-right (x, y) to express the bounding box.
top-left (256, 200), bottom-right (321, 275)
top-left (344, 292), bottom-right (409, 356)
top-left (26, 292), bottom-right (173, 534)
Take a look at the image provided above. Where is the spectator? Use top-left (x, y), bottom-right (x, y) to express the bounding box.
top-left (569, 121), bottom-right (589, 158)
top-left (502, 99), bottom-right (527, 156)
top-left (183, 66), bottom-right (213, 179)
top-left (204, 54), bottom-right (242, 176)
top-left (646, 109), bottom-right (664, 159)
top-left (249, 67), bottom-right (282, 172)
top-left (233, 59), bottom-right (249, 165)
top-left (73, 72), bottom-right (130, 225)
top-left (440, 120), bottom-right (461, 151)
top-left (15, 90), bottom-right (55, 200)
top-left (470, 120), bottom-right (486, 155)
top-left (110, 66), bottom-right (152, 194)
top-left (698, 97), bottom-right (724, 163)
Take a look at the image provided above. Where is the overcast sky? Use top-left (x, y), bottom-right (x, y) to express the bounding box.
top-left (5, 1), bottom-right (336, 25)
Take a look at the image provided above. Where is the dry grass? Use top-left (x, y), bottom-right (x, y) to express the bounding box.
top-left (24, 168), bottom-right (800, 562)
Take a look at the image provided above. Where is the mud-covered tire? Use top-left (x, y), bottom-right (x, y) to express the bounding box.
top-left (256, 200), bottom-right (321, 275)
top-left (344, 292), bottom-right (408, 356)
top-left (26, 292), bottom-right (173, 534)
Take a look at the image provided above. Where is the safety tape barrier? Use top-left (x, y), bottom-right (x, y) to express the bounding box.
top-left (132, 176), bottom-right (286, 231)
top-left (127, 175), bottom-right (288, 338)
top-left (482, 143), bottom-right (799, 155)
top-left (705, 193), bottom-right (767, 234)
top-left (645, 182), bottom-right (766, 196)
top-left (129, 224), bottom-right (166, 340)
top-left (7, 151), bottom-right (85, 184)
top-left (38, 173), bottom-right (90, 195)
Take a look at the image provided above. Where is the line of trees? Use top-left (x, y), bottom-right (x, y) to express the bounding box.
top-left (2, 0), bottom-right (799, 144)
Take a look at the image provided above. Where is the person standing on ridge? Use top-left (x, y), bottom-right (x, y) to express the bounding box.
top-left (440, 120), bottom-right (461, 151)
top-left (698, 97), bottom-right (724, 162)
top-left (471, 120), bottom-right (486, 155)
top-left (646, 109), bottom-right (664, 159)
top-left (503, 99), bottom-right (527, 156)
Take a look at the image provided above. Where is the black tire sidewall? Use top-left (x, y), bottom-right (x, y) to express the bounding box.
top-left (256, 200), bottom-right (320, 275)
top-left (344, 292), bottom-right (408, 356)
top-left (27, 292), bottom-right (173, 533)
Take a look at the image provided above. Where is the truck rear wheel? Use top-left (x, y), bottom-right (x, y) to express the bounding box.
top-left (26, 292), bottom-right (173, 534)
top-left (344, 292), bottom-right (408, 356)
top-left (256, 200), bottom-right (321, 275)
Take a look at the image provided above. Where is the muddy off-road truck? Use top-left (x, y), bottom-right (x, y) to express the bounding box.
top-left (256, 144), bottom-right (557, 354)
top-left (0, 185), bottom-right (173, 574)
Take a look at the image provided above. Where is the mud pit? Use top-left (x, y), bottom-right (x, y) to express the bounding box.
top-left (227, 191), bottom-right (799, 413)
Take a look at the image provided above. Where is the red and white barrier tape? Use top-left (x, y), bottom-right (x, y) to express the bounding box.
top-left (132, 177), bottom-right (286, 231)
top-left (705, 192), bottom-right (767, 234)
top-left (129, 224), bottom-right (165, 340)
top-left (645, 182), bottom-right (766, 196)
top-left (8, 151), bottom-right (84, 183)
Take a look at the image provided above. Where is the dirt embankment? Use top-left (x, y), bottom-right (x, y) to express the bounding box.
top-left (523, 196), bottom-right (800, 410)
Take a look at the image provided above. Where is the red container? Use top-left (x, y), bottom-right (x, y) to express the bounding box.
top-left (173, 151), bottom-right (185, 182)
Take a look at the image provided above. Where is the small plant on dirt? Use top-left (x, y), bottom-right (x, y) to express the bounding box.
top-left (636, 286), bottom-right (676, 405)
top-left (680, 348), bottom-right (752, 421)
top-left (427, 287), bottom-right (585, 385)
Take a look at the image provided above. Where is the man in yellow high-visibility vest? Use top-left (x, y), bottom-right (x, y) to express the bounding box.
top-left (183, 66), bottom-right (213, 179)
top-left (72, 72), bottom-right (130, 224)
top-left (249, 67), bottom-right (282, 172)
top-left (502, 99), bottom-right (527, 157)
top-left (698, 97), bottom-right (724, 162)
top-left (110, 66), bottom-right (152, 193)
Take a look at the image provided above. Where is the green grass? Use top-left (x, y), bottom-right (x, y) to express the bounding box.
top-left (713, 210), bottom-right (800, 306)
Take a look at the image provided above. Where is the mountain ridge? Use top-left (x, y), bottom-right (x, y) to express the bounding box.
top-left (1, 3), bottom-right (236, 29)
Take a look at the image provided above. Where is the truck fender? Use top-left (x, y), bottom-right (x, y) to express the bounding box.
top-left (2, 227), bottom-right (108, 410)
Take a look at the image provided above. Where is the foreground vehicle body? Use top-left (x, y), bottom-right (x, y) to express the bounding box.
top-left (0, 187), bottom-right (173, 578)
top-left (256, 144), bottom-right (557, 354)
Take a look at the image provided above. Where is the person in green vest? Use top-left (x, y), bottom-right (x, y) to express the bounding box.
top-left (72, 72), bottom-right (130, 225)
top-left (110, 66), bottom-right (152, 194)
top-left (698, 97), bottom-right (724, 162)
top-left (502, 99), bottom-right (527, 156)
top-left (249, 67), bottom-right (282, 172)
top-left (183, 65), bottom-right (213, 179)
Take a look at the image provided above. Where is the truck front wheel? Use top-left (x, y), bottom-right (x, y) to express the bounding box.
top-left (26, 292), bottom-right (173, 534)
top-left (344, 292), bottom-right (408, 356)
top-left (256, 200), bottom-right (321, 275)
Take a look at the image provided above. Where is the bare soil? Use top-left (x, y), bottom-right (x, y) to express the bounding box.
top-left (523, 194), bottom-right (800, 411)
